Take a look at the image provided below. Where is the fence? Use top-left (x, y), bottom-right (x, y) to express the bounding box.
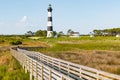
top-left (10, 47), bottom-right (120, 80)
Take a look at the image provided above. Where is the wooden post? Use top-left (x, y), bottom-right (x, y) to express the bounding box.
top-left (49, 70), bottom-right (52, 80)
top-left (40, 55), bottom-right (42, 63)
top-left (28, 58), bottom-right (30, 71)
top-left (25, 58), bottom-right (28, 73)
top-left (61, 76), bottom-right (64, 80)
top-left (30, 73), bottom-right (33, 80)
top-left (58, 61), bottom-right (60, 72)
top-left (22, 64), bottom-right (25, 69)
top-left (25, 67), bottom-right (27, 73)
top-left (96, 71), bottom-right (99, 80)
top-left (30, 60), bottom-right (33, 80)
top-left (46, 57), bottom-right (48, 66)
top-left (39, 54), bottom-right (41, 61)
top-left (67, 64), bottom-right (70, 77)
top-left (51, 58), bottom-right (53, 68)
top-left (35, 62), bottom-right (38, 80)
top-left (41, 65), bottom-right (44, 80)
top-left (79, 67), bottom-right (82, 78)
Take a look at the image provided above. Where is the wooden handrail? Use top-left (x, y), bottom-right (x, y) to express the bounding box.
top-left (10, 47), bottom-right (120, 80)
top-left (10, 48), bottom-right (73, 80)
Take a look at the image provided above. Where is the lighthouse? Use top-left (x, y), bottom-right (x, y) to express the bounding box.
top-left (47, 4), bottom-right (54, 38)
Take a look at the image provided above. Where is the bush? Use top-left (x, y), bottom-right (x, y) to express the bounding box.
top-left (10, 41), bottom-right (22, 45)
top-left (0, 40), bottom-right (5, 43)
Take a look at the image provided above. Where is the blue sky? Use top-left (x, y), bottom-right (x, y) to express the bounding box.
top-left (0, 0), bottom-right (120, 34)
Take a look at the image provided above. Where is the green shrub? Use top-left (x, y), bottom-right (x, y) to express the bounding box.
top-left (0, 40), bottom-right (5, 43)
top-left (10, 40), bottom-right (22, 45)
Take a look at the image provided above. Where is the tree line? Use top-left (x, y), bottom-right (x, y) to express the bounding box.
top-left (26, 30), bottom-right (57, 37)
top-left (26, 30), bottom-right (46, 37)
top-left (25, 29), bottom-right (74, 37)
top-left (26, 28), bottom-right (120, 37)
top-left (93, 28), bottom-right (120, 36)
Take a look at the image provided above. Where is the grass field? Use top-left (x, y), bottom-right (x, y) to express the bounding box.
top-left (0, 35), bottom-right (120, 76)
top-left (0, 35), bottom-right (47, 80)
top-left (0, 47), bottom-right (29, 80)
top-left (27, 36), bottom-right (120, 75)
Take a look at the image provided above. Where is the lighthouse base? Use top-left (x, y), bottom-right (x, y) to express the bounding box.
top-left (47, 31), bottom-right (54, 38)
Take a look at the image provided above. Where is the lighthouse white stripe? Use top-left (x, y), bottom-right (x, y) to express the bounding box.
top-left (48, 12), bottom-right (52, 17)
top-left (47, 31), bottom-right (53, 37)
top-left (47, 4), bottom-right (53, 37)
top-left (47, 22), bottom-right (52, 26)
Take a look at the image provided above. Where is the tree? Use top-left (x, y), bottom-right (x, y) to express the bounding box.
top-left (67, 29), bottom-right (74, 36)
top-left (42, 30), bottom-right (47, 36)
top-left (59, 31), bottom-right (64, 35)
top-left (93, 28), bottom-right (120, 36)
top-left (53, 31), bottom-right (57, 37)
top-left (93, 29), bottom-right (103, 36)
top-left (10, 40), bottom-right (22, 45)
top-left (58, 31), bottom-right (64, 37)
top-left (35, 30), bottom-right (47, 37)
top-left (26, 31), bottom-right (34, 35)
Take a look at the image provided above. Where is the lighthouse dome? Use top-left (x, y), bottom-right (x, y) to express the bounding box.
top-left (48, 4), bottom-right (52, 12)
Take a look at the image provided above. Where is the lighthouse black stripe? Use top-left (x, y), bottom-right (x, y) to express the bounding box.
top-left (47, 26), bottom-right (53, 31)
top-left (48, 17), bottom-right (52, 21)
top-left (48, 8), bottom-right (52, 12)
top-left (47, 4), bottom-right (53, 37)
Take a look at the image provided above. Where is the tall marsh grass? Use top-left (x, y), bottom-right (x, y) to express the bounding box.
top-left (28, 36), bottom-right (120, 75)
top-left (0, 49), bottom-right (29, 80)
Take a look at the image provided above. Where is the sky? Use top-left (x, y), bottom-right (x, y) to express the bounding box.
top-left (0, 0), bottom-right (120, 34)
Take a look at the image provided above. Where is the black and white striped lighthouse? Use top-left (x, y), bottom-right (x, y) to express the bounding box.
top-left (47, 4), bottom-right (53, 37)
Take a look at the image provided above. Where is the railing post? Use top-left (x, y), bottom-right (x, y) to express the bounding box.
top-left (35, 62), bottom-right (38, 80)
top-left (58, 61), bottom-right (61, 72)
top-left (49, 70), bottom-right (52, 80)
top-left (96, 71), bottom-right (99, 80)
top-left (28, 58), bottom-right (30, 71)
top-left (38, 54), bottom-right (41, 61)
top-left (22, 63), bottom-right (24, 69)
top-left (79, 67), bottom-right (82, 78)
top-left (30, 73), bottom-right (33, 80)
top-left (67, 63), bottom-right (70, 78)
top-left (46, 57), bottom-right (48, 66)
top-left (41, 65), bottom-right (44, 80)
top-left (61, 76), bottom-right (64, 80)
top-left (30, 60), bottom-right (33, 80)
top-left (25, 58), bottom-right (28, 73)
top-left (40, 55), bottom-right (43, 63)
top-left (51, 58), bottom-right (53, 68)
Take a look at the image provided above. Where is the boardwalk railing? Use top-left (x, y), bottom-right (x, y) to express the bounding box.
top-left (10, 47), bottom-right (120, 80)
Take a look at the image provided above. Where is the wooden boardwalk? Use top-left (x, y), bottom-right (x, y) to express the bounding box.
top-left (10, 47), bottom-right (120, 80)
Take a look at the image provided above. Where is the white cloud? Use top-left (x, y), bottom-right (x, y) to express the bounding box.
top-left (0, 16), bottom-right (41, 34)
top-left (20, 16), bottom-right (28, 23)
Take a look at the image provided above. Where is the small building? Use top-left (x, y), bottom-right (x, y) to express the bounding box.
top-left (70, 32), bottom-right (80, 37)
top-left (116, 34), bottom-right (120, 37)
top-left (89, 32), bottom-right (94, 37)
top-left (90, 34), bottom-right (94, 37)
